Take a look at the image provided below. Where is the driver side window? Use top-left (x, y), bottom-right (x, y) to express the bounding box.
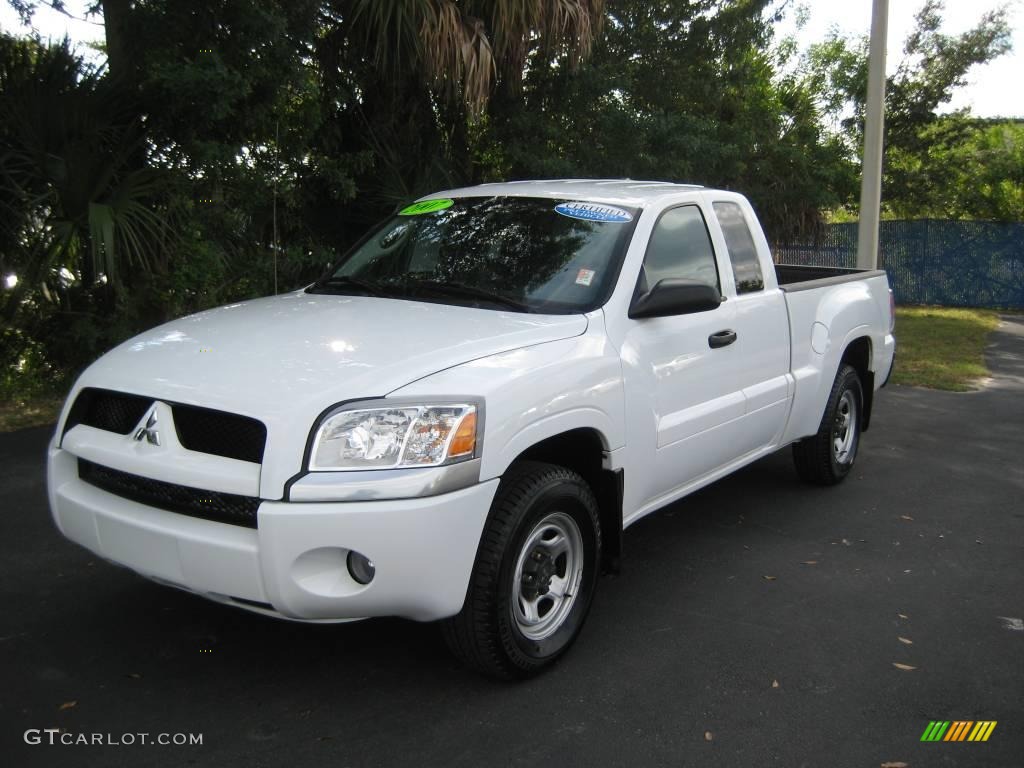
top-left (640, 205), bottom-right (720, 293)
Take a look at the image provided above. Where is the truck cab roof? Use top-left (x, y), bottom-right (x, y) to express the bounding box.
top-left (430, 179), bottom-right (710, 207)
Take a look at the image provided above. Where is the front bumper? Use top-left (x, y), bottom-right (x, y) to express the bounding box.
top-left (47, 446), bottom-right (498, 622)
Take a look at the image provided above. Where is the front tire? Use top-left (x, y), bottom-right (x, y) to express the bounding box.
top-left (792, 364), bottom-right (863, 485)
top-left (441, 461), bottom-right (602, 679)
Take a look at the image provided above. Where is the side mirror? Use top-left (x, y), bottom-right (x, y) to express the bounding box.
top-left (629, 278), bottom-right (723, 319)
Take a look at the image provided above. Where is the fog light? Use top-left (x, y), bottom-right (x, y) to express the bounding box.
top-left (347, 550), bottom-right (376, 585)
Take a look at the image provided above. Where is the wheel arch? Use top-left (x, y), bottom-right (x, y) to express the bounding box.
top-left (506, 427), bottom-right (623, 574)
top-left (840, 335), bottom-right (875, 431)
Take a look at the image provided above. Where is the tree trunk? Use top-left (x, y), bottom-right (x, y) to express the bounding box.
top-left (100, 0), bottom-right (133, 84)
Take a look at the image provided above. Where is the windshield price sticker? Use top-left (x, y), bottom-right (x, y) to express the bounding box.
top-left (555, 202), bottom-right (633, 223)
top-left (399, 199), bottom-right (455, 216)
top-left (575, 268), bottom-right (596, 286)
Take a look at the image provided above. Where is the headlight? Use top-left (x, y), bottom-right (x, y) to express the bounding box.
top-left (309, 402), bottom-right (479, 471)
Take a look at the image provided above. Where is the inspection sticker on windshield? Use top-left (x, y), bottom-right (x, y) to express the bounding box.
top-left (555, 201), bottom-right (633, 223)
top-left (399, 198), bottom-right (455, 216)
top-left (575, 268), bottom-right (596, 286)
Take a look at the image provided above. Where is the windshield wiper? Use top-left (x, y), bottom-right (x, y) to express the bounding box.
top-left (409, 280), bottom-right (532, 313)
top-left (310, 275), bottom-right (393, 297)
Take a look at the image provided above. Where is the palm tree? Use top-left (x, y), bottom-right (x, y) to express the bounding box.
top-left (346, 0), bottom-right (605, 114)
top-left (0, 33), bottom-right (175, 323)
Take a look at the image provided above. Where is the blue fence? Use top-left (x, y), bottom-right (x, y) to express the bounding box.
top-left (774, 220), bottom-right (1024, 309)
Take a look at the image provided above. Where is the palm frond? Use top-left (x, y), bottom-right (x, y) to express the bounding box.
top-left (483, 0), bottom-right (604, 90)
top-left (420, 1), bottom-right (495, 115)
top-left (346, 0), bottom-right (603, 110)
top-left (347, 0), bottom-right (425, 75)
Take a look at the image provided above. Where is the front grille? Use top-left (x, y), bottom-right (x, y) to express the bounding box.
top-left (78, 459), bottom-right (260, 528)
top-left (65, 388), bottom-right (152, 435)
top-left (171, 404), bottom-right (266, 464)
top-left (65, 388), bottom-right (267, 465)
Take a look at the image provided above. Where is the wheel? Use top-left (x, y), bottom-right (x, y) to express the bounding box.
top-left (792, 364), bottom-right (863, 485)
top-left (441, 460), bottom-right (602, 679)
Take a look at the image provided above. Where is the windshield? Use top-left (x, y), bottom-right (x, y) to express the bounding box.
top-left (308, 196), bottom-right (640, 314)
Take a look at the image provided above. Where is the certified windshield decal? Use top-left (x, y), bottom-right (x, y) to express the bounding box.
top-left (399, 198), bottom-right (455, 216)
top-left (555, 201), bottom-right (633, 223)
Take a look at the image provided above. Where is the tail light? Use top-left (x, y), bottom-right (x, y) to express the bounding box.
top-left (888, 289), bottom-right (896, 332)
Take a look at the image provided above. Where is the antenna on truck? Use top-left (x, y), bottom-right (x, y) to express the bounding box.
top-left (272, 118), bottom-right (279, 295)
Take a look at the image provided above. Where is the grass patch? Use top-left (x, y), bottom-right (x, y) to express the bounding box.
top-left (0, 396), bottom-right (63, 433)
top-left (892, 306), bottom-right (1001, 391)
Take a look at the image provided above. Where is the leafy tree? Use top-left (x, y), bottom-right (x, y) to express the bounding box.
top-left (327, 0), bottom-right (608, 229)
top-left (0, 1), bottom-right (611, 393)
top-left (0, 34), bottom-right (177, 304)
top-left (78, 0), bottom-right (608, 269)
top-left (886, 116), bottom-right (1024, 220)
top-left (344, 0), bottom-right (605, 114)
top-left (478, 0), bottom-right (851, 240)
top-left (12, 0), bottom-right (1013, 404)
top-left (798, 0), bottom-right (1014, 219)
top-left (0, 33), bottom-right (179, 393)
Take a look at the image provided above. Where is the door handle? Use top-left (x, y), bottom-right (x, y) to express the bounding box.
top-left (708, 329), bottom-right (737, 349)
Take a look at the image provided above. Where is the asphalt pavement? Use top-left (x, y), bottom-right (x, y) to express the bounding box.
top-left (2, 317), bottom-right (1022, 768)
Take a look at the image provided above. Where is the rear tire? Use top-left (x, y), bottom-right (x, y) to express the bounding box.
top-left (441, 461), bottom-right (601, 679)
top-left (792, 364), bottom-right (863, 485)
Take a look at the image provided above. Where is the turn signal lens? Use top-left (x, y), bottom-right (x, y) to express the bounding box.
top-left (448, 411), bottom-right (477, 458)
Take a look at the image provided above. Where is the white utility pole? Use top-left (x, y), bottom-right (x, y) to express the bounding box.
top-left (856, 0), bottom-right (889, 270)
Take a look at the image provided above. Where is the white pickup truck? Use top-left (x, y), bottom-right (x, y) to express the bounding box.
top-left (48, 180), bottom-right (895, 678)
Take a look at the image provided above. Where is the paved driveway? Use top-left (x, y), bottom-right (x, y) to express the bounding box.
top-left (3, 317), bottom-right (1022, 767)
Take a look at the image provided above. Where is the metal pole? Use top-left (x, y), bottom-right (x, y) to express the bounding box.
top-left (857, 0), bottom-right (888, 270)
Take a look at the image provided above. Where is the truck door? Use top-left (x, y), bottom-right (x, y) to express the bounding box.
top-left (710, 200), bottom-right (791, 452)
top-left (618, 203), bottom-right (747, 507)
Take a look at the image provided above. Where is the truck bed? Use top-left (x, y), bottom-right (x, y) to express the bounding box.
top-left (775, 264), bottom-right (888, 292)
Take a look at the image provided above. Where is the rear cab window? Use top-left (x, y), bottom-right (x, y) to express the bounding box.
top-left (713, 201), bottom-right (764, 294)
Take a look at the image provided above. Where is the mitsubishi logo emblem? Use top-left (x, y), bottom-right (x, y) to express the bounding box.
top-left (134, 408), bottom-right (161, 446)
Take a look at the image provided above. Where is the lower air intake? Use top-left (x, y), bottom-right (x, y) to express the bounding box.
top-left (78, 459), bottom-right (261, 529)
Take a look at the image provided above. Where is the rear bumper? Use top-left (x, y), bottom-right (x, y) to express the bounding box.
top-left (48, 446), bottom-right (498, 622)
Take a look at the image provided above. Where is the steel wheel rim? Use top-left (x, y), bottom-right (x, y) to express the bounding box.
top-left (512, 511), bottom-right (585, 641)
top-left (832, 390), bottom-right (857, 464)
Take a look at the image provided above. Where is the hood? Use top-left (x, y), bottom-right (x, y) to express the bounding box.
top-left (76, 291), bottom-right (588, 421)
